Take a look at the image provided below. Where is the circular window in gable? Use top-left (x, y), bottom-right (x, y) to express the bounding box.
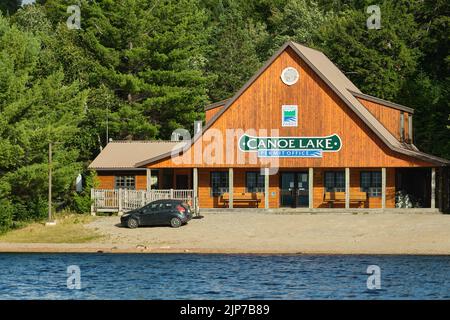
top-left (281, 67), bottom-right (299, 86)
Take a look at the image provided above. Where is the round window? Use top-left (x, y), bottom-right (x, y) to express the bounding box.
top-left (281, 67), bottom-right (299, 86)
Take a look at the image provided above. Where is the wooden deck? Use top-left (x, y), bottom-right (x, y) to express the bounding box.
top-left (91, 189), bottom-right (195, 214)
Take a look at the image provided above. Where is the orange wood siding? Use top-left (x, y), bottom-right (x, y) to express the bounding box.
top-left (198, 168), bottom-right (279, 208)
top-left (386, 168), bottom-right (396, 208)
top-left (149, 47), bottom-right (432, 169)
top-left (97, 172), bottom-right (147, 190)
top-left (198, 168), bottom-right (280, 208)
top-left (357, 97), bottom-right (412, 143)
top-left (205, 106), bottom-right (223, 123)
top-left (312, 168), bottom-right (395, 208)
top-left (404, 114), bottom-right (410, 143)
top-left (136, 174), bottom-right (147, 190)
top-left (97, 174), bottom-right (115, 189)
top-left (357, 97), bottom-right (402, 140)
top-left (232, 169), bottom-right (279, 208)
top-left (198, 168), bottom-right (220, 208)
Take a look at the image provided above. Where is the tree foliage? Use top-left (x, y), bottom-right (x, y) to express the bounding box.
top-left (0, 13), bottom-right (87, 230)
top-left (205, 0), bottom-right (268, 101)
top-left (0, 0), bottom-right (21, 16)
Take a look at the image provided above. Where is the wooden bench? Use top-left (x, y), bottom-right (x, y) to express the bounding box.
top-left (324, 191), bottom-right (367, 208)
top-left (221, 192), bottom-right (262, 208)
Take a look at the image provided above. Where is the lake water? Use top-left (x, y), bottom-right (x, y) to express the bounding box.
top-left (0, 253), bottom-right (449, 299)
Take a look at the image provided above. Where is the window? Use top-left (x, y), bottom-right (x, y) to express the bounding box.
top-left (211, 172), bottom-right (228, 196)
top-left (143, 202), bottom-right (159, 213)
top-left (360, 171), bottom-right (382, 197)
top-left (408, 114), bottom-right (413, 143)
top-left (400, 112), bottom-right (405, 141)
top-left (324, 171), bottom-right (345, 192)
top-left (114, 175), bottom-right (135, 190)
top-left (150, 171), bottom-right (159, 189)
top-left (144, 202), bottom-right (164, 213)
top-left (164, 203), bottom-right (173, 209)
top-left (246, 172), bottom-right (265, 193)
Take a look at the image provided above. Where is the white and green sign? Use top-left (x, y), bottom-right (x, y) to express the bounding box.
top-left (238, 134), bottom-right (342, 158)
top-left (282, 105), bottom-right (298, 127)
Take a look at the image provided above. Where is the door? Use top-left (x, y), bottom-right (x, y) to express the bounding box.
top-left (296, 172), bottom-right (309, 207)
top-left (155, 202), bottom-right (174, 224)
top-left (176, 175), bottom-right (189, 189)
top-left (140, 203), bottom-right (158, 225)
top-left (141, 201), bottom-right (167, 225)
top-left (280, 173), bottom-right (295, 207)
top-left (280, 172), bottom-right (309, 208)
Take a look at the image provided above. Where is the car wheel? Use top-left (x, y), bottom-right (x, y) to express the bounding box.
top-left (170, 217), bottom-right (182, 228)
top-left (127, 218), bottom-right (138, 229)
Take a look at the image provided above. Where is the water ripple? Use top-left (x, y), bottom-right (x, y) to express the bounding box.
top-left (0, 253), bottom-right (449, 299)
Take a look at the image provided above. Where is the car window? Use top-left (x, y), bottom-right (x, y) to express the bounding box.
top-left (144, 202), bottom-right (174, 212)
top-left (144, 203), bottom-right (162, 212)
top-left (141, 205), bottom-right (153, 213)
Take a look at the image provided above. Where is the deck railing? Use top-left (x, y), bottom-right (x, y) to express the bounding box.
top-left (91, 188), bottom-right (195, 214)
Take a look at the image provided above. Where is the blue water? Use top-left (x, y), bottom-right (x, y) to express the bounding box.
top-left (0, 254), bottom-right (449, 299)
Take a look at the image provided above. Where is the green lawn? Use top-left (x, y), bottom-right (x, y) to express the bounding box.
top-left (0, 214), bottom-right (103, 243)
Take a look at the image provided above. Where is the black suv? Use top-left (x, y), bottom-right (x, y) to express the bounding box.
top-left (120, 199), bottom-right (192, 228)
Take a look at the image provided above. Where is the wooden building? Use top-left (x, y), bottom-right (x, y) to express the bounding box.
top-left (89, 42), bottom-right (449, 213)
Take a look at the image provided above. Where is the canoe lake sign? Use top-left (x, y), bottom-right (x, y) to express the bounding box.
top-left (238, 133), bottom-right (342, 158)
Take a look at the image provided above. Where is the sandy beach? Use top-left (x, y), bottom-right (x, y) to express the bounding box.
top-left (0, 212), bottom-right (450, 254)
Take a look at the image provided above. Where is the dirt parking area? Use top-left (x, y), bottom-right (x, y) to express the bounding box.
top-left (82, 212), bottom-right (450, 254)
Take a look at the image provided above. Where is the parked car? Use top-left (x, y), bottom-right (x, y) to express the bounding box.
top-left (120, 199), bottom-right (192, 228)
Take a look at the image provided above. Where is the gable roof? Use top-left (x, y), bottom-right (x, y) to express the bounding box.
top-left (137, 41), bottom-right (448, 167)
top-left (88, 141), bottom-right (186, 169)
top-left (204, 98), bottom-right (230, 111)
top-left (289, 42), bottom-right (404, 150)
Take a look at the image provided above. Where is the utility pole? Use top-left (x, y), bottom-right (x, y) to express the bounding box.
top-left (106, 104), bottom-right (109, 144)
top-left (46, 142), bottom-right (56, 226)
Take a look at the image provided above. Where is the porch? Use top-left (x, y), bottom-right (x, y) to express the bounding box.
top-left (90, 189), bottom-right (195, 214)
top-left (91, 166), bottom-right (448, 213)
top-left (194, 167), bottom-right (447, 212)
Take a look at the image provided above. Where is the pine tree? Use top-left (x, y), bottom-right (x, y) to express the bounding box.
top-left (0, 0), bottom-right (21, 16)
top-left (398, 0), bottom-right (450, 159)
top-left (0, 13), bottom-right (87, 229)
top-left (265, 0), bottom-right (331, 56)
top-left (205, 0), bottom-right (268, 101)
top-left (138, 0), bottom-right (211, 137)
top-left (40, 0), bottom-right (210, 140)
top-left (316, 0), bottom-right (422, 101)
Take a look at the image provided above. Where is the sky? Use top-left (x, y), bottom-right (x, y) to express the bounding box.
top-left (22, 0), bottom-right (36, 5)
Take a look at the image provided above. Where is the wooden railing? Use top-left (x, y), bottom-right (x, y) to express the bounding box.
top-left (91, 189), bottom-right (195, 213)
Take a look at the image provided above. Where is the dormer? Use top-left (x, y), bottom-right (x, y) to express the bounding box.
top-left (350, 91), bottom-right (414, 144)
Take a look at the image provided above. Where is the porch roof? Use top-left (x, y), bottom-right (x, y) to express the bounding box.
top-left (88, 140), bottom-right (186, 170)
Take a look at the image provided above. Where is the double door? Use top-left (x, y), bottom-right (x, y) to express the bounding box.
top-left (280, 172), bottom-right (309, 208)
